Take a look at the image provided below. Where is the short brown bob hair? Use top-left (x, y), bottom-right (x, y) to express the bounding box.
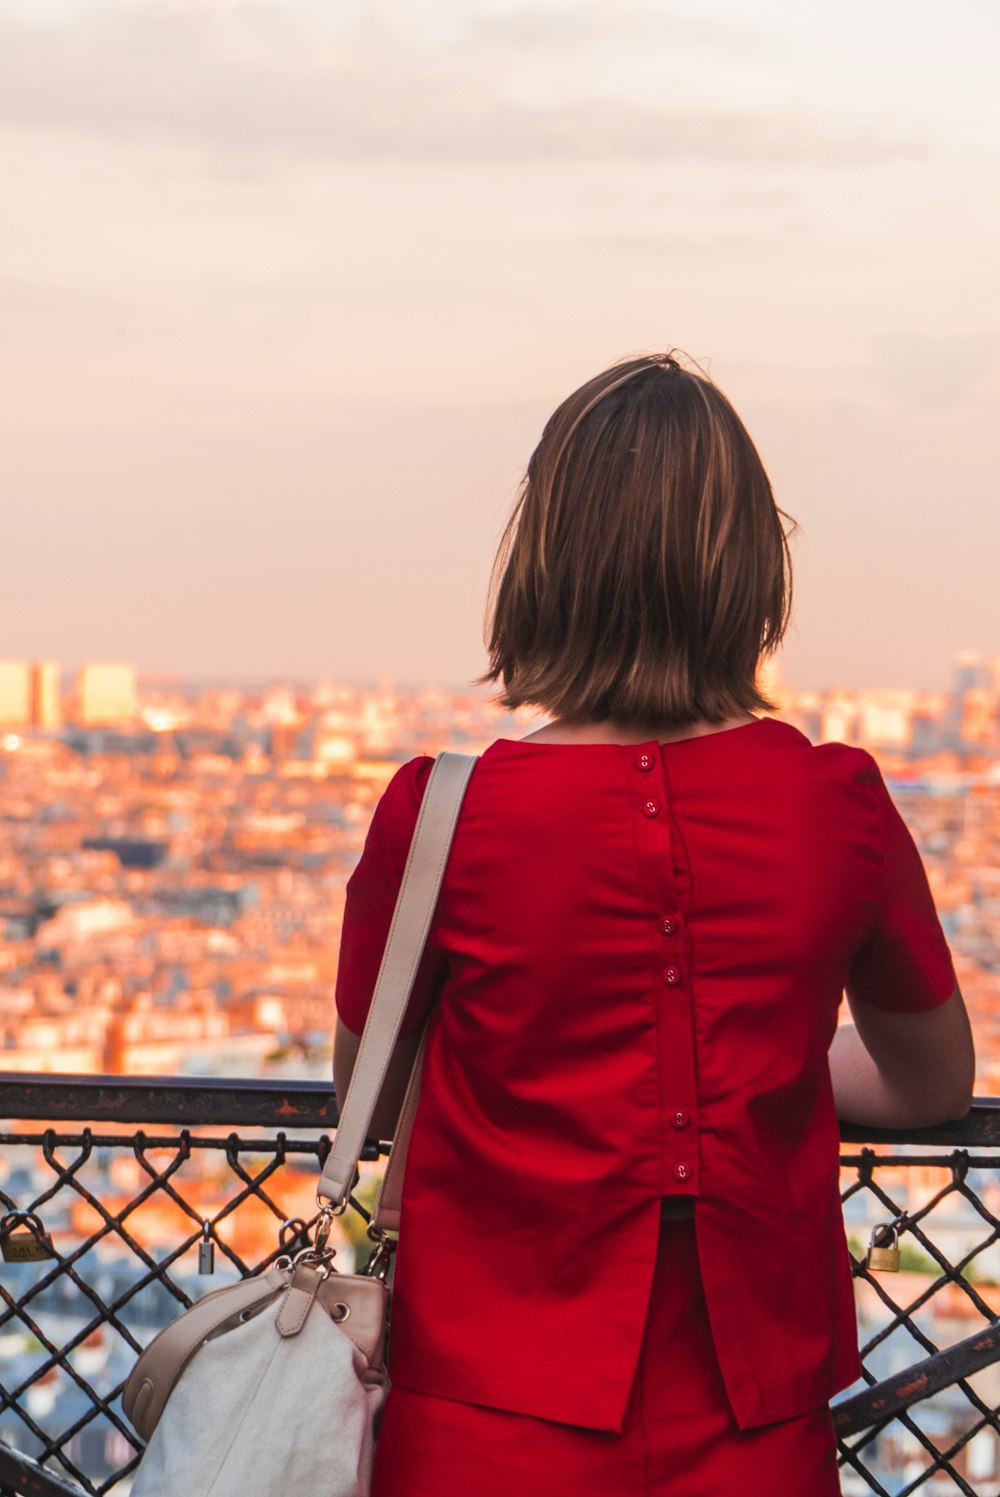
top-left (481, 351), bottom-right (797, 727)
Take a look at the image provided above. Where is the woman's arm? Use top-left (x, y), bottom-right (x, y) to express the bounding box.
top-left (830, 982), bottom-right (975, 1129)
top-left (333, 1017), bottom-right (423, 1142)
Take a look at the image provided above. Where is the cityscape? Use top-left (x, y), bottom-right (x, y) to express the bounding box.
top-left (2, 650), bottom-right (1000, 1492)
top-left (0, 650), bottom-right (998, 1087)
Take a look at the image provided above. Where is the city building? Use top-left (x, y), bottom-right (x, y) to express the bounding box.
top-left (30, 661), bottom-right (61, 729)
top-left (0, 661), bottom-right (32, 726)
top-left (75, 663), bottom-right (139, 726)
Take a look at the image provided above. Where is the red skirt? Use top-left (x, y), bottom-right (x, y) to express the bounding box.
top-left (371, 1215), bottom-right (841, 1497)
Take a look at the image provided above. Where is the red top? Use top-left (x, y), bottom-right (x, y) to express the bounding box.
top-left (335, 716), bottom-right (957, 1431)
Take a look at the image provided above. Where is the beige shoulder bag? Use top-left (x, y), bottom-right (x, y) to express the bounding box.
top-left (122, 750), bottom-right (478, 1497)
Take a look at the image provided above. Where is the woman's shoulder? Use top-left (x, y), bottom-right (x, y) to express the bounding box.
top-left (798, 729), bottom-right (882, 786)
top-left (750, 727), bottom-right (893, 853)
top-left (745, 715), bottom-right (874, 769)
top-left (383, 753), bottom-right (436, 798)
top-left (359, 755), bottom-right (436, 881)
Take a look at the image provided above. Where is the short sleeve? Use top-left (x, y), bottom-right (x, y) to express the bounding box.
top-left (334, 755), bottom-right (446, 1039)
top-left (846, 758), bottom-right (957, 1013)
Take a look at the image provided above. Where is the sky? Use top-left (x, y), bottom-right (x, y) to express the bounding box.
top-left (1, 0), bottom-right (998, 693)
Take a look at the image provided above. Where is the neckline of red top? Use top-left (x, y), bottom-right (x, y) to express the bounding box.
top-left (488, 716), bottom-right (778, 753)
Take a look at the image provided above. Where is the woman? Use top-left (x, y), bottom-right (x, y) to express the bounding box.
top-left (334, 352), bottom-right (975, 1495)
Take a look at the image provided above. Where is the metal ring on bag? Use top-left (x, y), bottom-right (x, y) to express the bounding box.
top-left (331, 1302), bottom-right (351, 1323)
top-left (290, 1245), bottom-right (333, 1275)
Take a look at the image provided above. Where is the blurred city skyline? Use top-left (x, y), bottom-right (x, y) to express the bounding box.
top-left (1, 0), bottom-right (998, 692)
top-left (3, 647), bottom-right (1000, 736)
top-left (2, 657), bottom-right (999, 1086)
top-left (0, 646), bottom-right (999, 703)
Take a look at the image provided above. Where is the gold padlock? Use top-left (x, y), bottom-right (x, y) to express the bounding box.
top-left (866, 1221), bottom-right (901, 1272)
top-left (0, 1210), bottom-right (57, 1264)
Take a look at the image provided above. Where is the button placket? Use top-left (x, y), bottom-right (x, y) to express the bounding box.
top-left (630, 741), bottom-right (700, 1197)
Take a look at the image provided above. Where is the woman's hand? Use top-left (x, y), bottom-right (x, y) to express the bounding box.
top-left (830, 982), bottom-right (975, 1129)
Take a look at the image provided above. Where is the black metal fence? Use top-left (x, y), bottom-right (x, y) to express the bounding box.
top-left (2, 1077), bottom-right (1000, 1496)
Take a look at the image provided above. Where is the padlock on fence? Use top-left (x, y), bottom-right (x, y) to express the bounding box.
top-left (866, 1219), bottom-right (902, 1272)
top-left (0, 1210), bottom-right (57, 1264)
top-left (198, 1220), bottom-right (216, 1275)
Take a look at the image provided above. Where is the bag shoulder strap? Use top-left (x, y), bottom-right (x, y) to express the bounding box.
top-left (319, 750), bottom-right (477, 1209)
top-left (123, 1268), bottom-right (287, 1440)
top-left (369, 1019), bottom-right (427, 1231)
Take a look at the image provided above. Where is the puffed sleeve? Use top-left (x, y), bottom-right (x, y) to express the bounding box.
top-left (335, 755), bottom-right (447, 1038)
top-left (846, 757), bottom-right (957, 1013)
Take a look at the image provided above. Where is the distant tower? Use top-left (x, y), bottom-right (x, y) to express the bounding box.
top-left (31, 662), bottom-right (61, 728)
top-left (0, 662), bottom-right (32, 726)
top-left (953, 651), bottom-right (989, 698)
top-left (76, 663), bottom-right (139, 726)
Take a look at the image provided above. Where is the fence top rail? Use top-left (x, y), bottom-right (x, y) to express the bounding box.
top-left (0, 1072), bottom-right (997, 1143)
top-left (0, 1071), bottom-right (338, 1129)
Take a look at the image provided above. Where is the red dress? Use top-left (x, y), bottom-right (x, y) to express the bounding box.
top-left (335, 717), bottom-right (957, 1493)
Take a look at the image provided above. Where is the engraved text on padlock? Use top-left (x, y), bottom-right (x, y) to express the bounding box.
top-left (1, 1211), bottom-right (56, 1264)
top-left (866, 1221), bottom-right (901, 1273)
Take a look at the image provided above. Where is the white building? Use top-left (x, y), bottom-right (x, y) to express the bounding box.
top-left (76, 663), bottom-right (139, 725)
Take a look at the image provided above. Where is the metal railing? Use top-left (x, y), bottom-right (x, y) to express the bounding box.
top-left (2, 1078), bottom-right (1000, 1496)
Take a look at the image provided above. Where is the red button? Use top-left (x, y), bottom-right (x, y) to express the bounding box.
top-left (661, 916), bottom-right (677, 936)
top-left (635, 751), bottom-right (655, 772)
top-left (662, 966), bottom-right (681, 985)
top-left (642, 799), bottom-right (661, 818)
top-left (672, 1162), bottom-right (692, 1182)
top-left (670, 1110), bottom-right (690, 1129)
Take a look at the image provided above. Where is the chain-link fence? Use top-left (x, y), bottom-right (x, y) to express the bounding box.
top-left (2, 1078), bottom-right (999, 1496)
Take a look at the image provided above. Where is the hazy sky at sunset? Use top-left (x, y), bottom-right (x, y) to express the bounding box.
top-left (1, 0), bottom-right (998, 692)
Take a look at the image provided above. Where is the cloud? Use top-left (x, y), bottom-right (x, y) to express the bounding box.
top-left (577, 230), bottom-right (774, 257)
top-left (867, 331), bottom-right (999, 407)
top-left (0, 0), bottom-right (925, 168)
top-left (0, 274), bottom-right (120, 315)
top-left (462, 0), bottom-right (757, 52)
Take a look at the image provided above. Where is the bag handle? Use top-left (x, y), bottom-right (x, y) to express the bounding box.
top-left (318, 750), bottom-right (478, 1214)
